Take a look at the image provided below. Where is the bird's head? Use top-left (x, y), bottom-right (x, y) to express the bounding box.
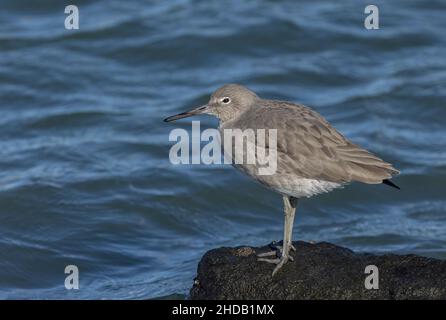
top-left (164, 84), bottom-right (258, 123)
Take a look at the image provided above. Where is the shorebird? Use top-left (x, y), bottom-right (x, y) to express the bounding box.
top-left (164, 84), bottom-right (400, 276)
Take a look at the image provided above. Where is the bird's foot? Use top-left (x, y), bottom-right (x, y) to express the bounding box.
top-left (257, 241), bottom-right (295, 276)
top-left (257, 240), bottom-right (295, 259)
top-left (257, 255), bottom-right (290, 277)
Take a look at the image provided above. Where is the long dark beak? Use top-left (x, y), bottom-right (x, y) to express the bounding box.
top-left (163, 105), bottom-right (209, 122)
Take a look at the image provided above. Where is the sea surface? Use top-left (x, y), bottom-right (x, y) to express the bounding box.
top-left (0, 0), bottom-right (445, 299)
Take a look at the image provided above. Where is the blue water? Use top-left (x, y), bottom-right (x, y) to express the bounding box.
top-left (0, 0), bottom-right (445, 299)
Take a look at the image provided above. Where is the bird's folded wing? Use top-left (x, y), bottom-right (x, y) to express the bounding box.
top-left (236, 102), bottom-right (399, 184)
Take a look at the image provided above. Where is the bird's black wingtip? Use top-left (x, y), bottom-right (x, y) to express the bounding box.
top-left (383, 179), bottom-right (400, 190)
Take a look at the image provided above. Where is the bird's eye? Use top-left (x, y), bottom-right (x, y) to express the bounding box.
top-left (222, 97), bottom-right (230, 104)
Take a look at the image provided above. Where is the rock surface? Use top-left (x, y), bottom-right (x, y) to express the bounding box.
top-left (189, 241), bottom-right (446, 299)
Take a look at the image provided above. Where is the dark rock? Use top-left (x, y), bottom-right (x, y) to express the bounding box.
top-left (189, 241), bottom-right (446, 299)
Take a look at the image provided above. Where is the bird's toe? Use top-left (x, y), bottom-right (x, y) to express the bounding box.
top-left (257, 257), bottom-right (280, 264)
top-left (271, 256), bottom-right (289, 277)
top-left (257, 251), bottom-right (278, 258)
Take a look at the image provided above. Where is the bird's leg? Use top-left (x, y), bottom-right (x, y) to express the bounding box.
top-left (257, 196), bottom-right (298, 276)
top-left (257, 197), bottom-right (297, 260)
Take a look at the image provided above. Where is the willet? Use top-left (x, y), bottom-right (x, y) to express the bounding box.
top-left (164, 84), bottom-right (400, 276)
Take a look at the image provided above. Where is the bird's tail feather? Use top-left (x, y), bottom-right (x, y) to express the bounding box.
top-left (382, 179), bottom-right (400, 190)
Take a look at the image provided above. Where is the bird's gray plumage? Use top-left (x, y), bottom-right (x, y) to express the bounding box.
top-left (164, 83), bottom-right (400, 276)
top-left (222, 98), bottom-right (399, 186)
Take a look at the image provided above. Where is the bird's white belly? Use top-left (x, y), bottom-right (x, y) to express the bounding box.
top-left (268, 176), bottom-right (343, 198)
top-left (233, 163), bottom-right (343, 198)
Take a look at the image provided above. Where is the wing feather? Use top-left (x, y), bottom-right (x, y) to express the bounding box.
top-left (228, 100), bottom-right (399, 184)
